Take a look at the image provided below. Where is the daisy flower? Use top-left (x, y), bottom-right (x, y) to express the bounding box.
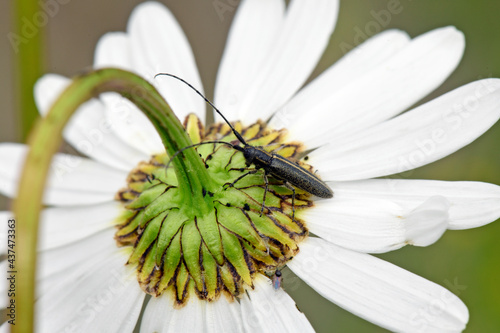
top-left (2, 0), bottom-right (500, 332)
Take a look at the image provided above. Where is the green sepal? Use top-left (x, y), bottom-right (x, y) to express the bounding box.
top-left (114, 209), bottom-right (136, 228)
top-left (219, 263), bottom-right (237, 295)
top-left (270, 183), bottom-right (294, 196)
top-left (196, 211), bottom-right (224, 265)
top-left (181, 221), bottom-right (204, 292)
top-left (241, 241), bottom-right (277, 266)
top-left (241, 186), bottom-right (282, 209)
top-left (220, 227), bottom-right (253, 287)
top-left (196, 143), bottom-right (234, 180)
top-left (158, 231), bottom-right (182, 293)
top-left (215, 188), bottom-right (261, 212)
top-left (138, 242), bottom-right (158, 287)
top-left (249, 130), bottom-right (280, 146)
top-left (176, 262), bottom-right (190, 302)
top-left (185, 113), bottom-right (203, 144)
top-left (274, 210), bottom-right (305, 235)
top-left (216, 204), bottom-right (268, 252)
top-left (115, 215), bottom-right (139, 239)
top-left (140, 187), bottom-right (180, 229)
top-left (126, 183), bottom-right (168, 210)
top-left (242, 123), bottom-right (260, 139)
top-left (145, 155), bottom-right (178, 186)
top-left (127, 166), bottom-right (162, 193)
top-left (128, 210), bottom-right (167, 264)
top-left (155, 210), bottom-right (187, 267)
top-left (273, 145), bottom-right (297, 158)
top-left (201, 243), bottom-right (218, 300)
top-left (156, 167), bottom-right (178, 186)
top-left (247, 210), bottom-right (297, 251)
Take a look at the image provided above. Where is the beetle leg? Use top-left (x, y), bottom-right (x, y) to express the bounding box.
top-left (261, 171), bottom-right (269, 216)
top-left (226, 169), bottom-right (259, 188)
top-left (283, 182), bottom-right (296, 221)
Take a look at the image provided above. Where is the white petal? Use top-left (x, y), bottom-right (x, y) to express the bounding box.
top-left (288, 237), bottom-right (469, 332)
top-left (128, 1), bottom-right (205, 121)
top-left (0, 143), bottom-right (126, 205)
top-left (215, 0), bottom-right (285, 121)
top-left (142, 293), bottom-right (245, 333)
top-left (218, 0), bottom-right (339, 124)
top-left (310, 79), bottom-right (500, 180)
top-left (37, 248), bottom-right (145, 333)
top-left (0, 211), bottom-right (14, 255)
top-left (94, 31), bottom-right (166, 155)
top-left (37, 228), bottom-right (117, 282)
top-left (240, 275), bottom-right (314, 332)
top-left (0, 261), bottom-right (8, 308)
top-left (37, 229), bottom-right (115, 285)
top-left (304, 197), bottom-right (405, 253)
top-left (405, 196), bottom-right (450, 246)
top-left (38, 202), bottom-right (123, 250)
top-left (284, 27), bottom-right (465, 146)
top-left (142, 294), bottom-right (204, 332)
top-left (94, 32), bottom-right (132, 70)
top-left (304, 196), bottom-right (449, 253)
top-left (102, 92), bottom-right (165, 155)
top-left (270, 29), bottom-right (411, 129)
top-left (35, 74), bottom-right (150, 171)
top-left (205, 295), bottom-right (245, 333)
top-left (99, 2), bottom-right (208, 156)
top-left (0, 205), bottom-right (116, 253)
top-left (0, 322), bottom-right (8, 332)
top-left (33, 73), bottom-right (70, 113)
top-left (330, 179), bottom-right (500, 229)
top-left (63, 98), bottom-right (150, 171)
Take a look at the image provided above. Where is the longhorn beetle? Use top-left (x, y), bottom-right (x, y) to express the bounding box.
top-left (155, 73), bottom-right (333, 219)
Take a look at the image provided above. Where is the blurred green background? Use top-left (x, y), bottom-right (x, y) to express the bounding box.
top-left (1, 0), bottom-right (499, 332)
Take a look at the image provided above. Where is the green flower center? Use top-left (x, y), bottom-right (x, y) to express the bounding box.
top-left (114, 114), bottom-right (315, 306)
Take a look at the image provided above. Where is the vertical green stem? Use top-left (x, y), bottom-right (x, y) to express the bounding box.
top-left (12, 0), bottom-right (44, 141)
top-left (13, 68), bottom-right (214, 333)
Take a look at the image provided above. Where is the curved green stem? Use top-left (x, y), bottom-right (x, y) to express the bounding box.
top-left (13, 68), bottom-right (213, 333)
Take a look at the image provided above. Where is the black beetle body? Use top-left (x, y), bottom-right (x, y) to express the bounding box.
top-left (236, 145), bottom-right (333, 199)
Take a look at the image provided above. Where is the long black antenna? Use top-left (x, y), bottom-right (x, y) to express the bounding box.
top-left (164, 140), bottom-right (242, 171)
top-left (154, 73), bottom-right (247, 145)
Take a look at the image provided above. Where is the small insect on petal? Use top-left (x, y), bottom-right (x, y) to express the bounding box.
top-left (273, 269), bottom-right (282, 290)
